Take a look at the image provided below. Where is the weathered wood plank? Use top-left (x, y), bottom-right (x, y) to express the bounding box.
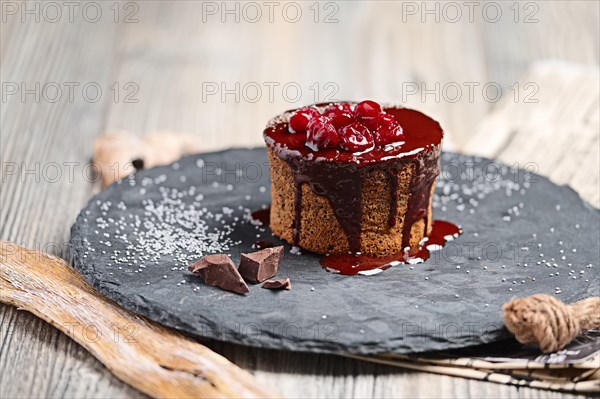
top-left (1, 1), bottom-right (598, 398)
top-left (0, 5), bottom-right (137, 398)
top-left (465, 61), bottom-right (600, 207)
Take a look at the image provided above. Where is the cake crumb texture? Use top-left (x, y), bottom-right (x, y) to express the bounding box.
top-left (268, 148), bottom-right (435, 256)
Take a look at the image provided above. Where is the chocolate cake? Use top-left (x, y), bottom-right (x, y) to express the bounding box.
top-left (263, 101), bottom-right (444, 257)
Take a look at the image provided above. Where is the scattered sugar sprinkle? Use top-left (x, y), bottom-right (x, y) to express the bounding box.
top-left (433, 154), bottom-right (532, 220)
top-left (82, 152), bottom-right (595, 298)
top-left (84, 185), bottom-right (242, 273)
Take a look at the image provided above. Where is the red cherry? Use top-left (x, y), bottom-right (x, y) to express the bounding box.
top-left (306, 116), bottom-right (339, 151)
top-left (327, 102), bottom-right (353, 116)
top-left (373, 113), bottom-right (404, 146)
top-left (338, 123), bottom-right (375, 152)
top-left (353, 100), bottom-right (382, 131)
top-left (289, 107), bottom-right (320, 133)
top-left (323, 104), bottom-right (354, 129)
top-left (339, 103), bottom-right (354, 113)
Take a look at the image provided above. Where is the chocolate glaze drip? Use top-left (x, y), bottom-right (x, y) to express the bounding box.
top-left (289, 157), bottom-right (364, 252)
top-left (264, 104), bottom-right (444, 254)
top-left (292, 177), bottom-right (303, 245)
top-left (400, 148), bottom-right (441, 249)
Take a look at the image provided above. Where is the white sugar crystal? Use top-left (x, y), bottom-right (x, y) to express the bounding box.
top-left (99, 185), bottom-right (242, 270)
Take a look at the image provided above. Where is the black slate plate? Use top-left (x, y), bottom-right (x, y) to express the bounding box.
top-left (70, 148), bottom-right (599, 355)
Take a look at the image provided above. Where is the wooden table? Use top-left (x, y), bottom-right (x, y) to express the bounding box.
top-left (1, 1), bottom-right (598, 397)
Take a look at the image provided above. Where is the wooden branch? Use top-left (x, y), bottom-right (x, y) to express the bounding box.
top-left (0, 241), bottom-right (278, 399)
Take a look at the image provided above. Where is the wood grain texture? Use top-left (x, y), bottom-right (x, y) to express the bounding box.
top-left (465, 61), bottom-right (600, 207)
top-left (0, 1), bottom-right (598, 398)
top-left (0, 242), bottom-right (276, 398)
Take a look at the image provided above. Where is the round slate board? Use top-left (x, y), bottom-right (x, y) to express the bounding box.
top-left (70, 148), bottom-right (599, 355)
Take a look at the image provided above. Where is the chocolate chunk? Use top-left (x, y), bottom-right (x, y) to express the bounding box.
top-left (238, 246), bottom-right (283, 284)
top-left (261, 278), bottom-right (291, 291)
top-left (188, 254), bottom-right (249, 294)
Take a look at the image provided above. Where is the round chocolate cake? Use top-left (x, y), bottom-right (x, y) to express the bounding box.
top-left (263, 101), bottom-right (443, 256)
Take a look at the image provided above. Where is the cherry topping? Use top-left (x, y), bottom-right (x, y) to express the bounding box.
top-left (286, 101), bottom-right (403, 153)
top-left (353, 100), bottom-right (382, 131)
top-left (289, 106), bottom-right (320, 133)
top-left (338, 123), bottom-right (374, 152)
top-left (306, 116), bottom-right (339, 151)
top-left (373, 113), bottom-right (404, 146)
top-left (323, 104), bottom-right (354, 129)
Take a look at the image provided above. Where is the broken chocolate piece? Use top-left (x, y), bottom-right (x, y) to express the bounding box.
top-left (238, 246), bottom-right (283, 284)
top-left (261, 278), bottom-right (291, 291)
top-left (188, 254), bottom-right (249, 294)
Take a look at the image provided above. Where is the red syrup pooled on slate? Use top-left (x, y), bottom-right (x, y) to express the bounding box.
top-left (253, 240), bottom-right (274, 250)
top-left (320, 220), bottom-right (462, 276)
top-left (251, 208), bottom-right (462, 276)
top-left (251, 208), bottom-right (270, 226)
top-left (249, 210), bottom-right (276, 250)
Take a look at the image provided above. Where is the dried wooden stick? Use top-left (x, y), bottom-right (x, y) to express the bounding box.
top-left (94, 131), bottom-right (202, 187)
top-left (503, 294), bottom-right (600, 353)
top-left (93, 131), bottom-right (145, 187)
top-left (0, 241), bottom-right (278, 398)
